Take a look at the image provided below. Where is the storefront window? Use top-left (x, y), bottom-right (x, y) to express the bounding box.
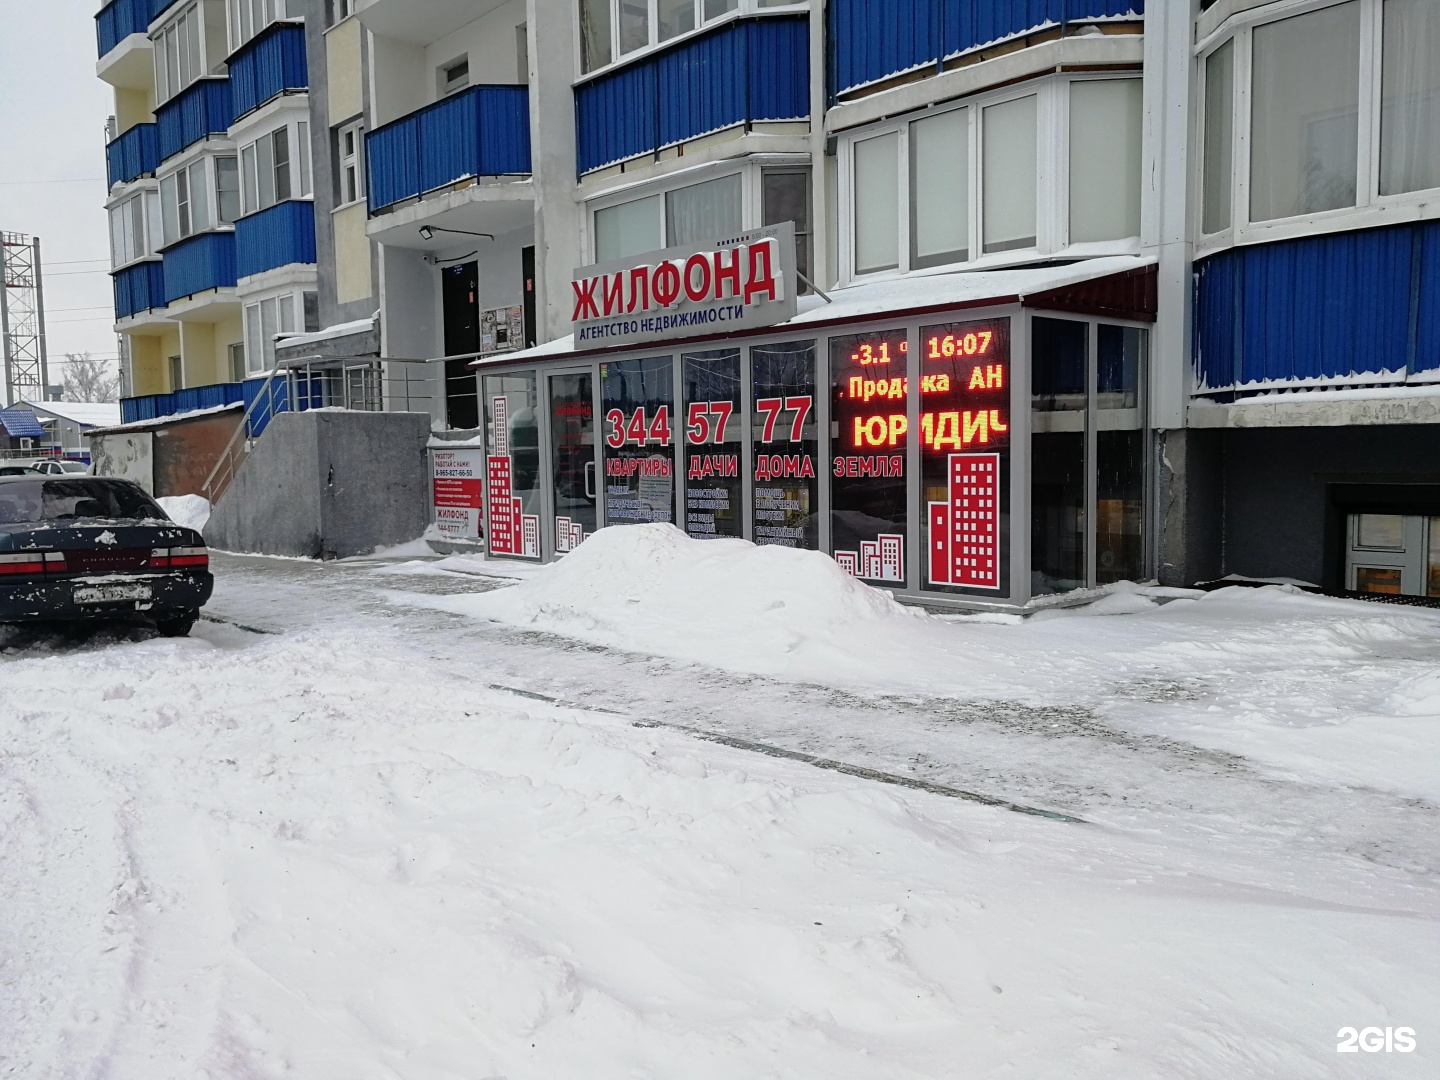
top-left (602, 357), bottom-right (675, 527)
top-left (682, 349), bottom-right (743, 539)
top-left (829, 329), bottom-right (908, 584)
top-left (549, 372), bottom-right (597, 553)
top-left (919, 318), bottom-right (1011, 594)
top-left (1031, 318), bottom-right (1087, 594)
top-left (1096, 325), bottom-right (1146, 584)
top-left (750, 340), bottom-right (818, 549)
top-left (483, 373), bottom-right (542, 558)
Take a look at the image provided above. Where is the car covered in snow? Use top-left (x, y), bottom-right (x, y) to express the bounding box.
top-left (0, 476), bottom-right (212, 636)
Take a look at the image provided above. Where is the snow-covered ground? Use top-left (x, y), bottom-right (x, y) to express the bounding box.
top-left (3, 525), bottom-right (1437, 1077)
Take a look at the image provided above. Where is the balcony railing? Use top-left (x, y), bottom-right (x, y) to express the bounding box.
top-left (106, 122), bottom-right (159, 188)
top-left (121, 381), bottom-right (245, 426)
top-left (366, 84), bottom-right (531, 214)
top-left (1194, 221), bottom-right (1440, 395)
top-left (156, 78), bottom-right (234, 163)
top-left (575, 15), bottom-right (809, 175)
top-left (163, 231), bottom-right (237, 304)
top-left (826, 0), bottom-right (1143, 100)
top-left (96, 0), bottom-right (167, 60)
top-left (235, 200), bottom-right (317, 279)
top-left (113, 259), bottom-right (166, 320)
top-left (229, 22), bottom-right (308, 119)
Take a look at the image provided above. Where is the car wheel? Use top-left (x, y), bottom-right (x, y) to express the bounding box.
top-left (154, 609), bottom-right (199, 638)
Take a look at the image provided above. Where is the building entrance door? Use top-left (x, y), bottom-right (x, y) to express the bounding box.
top-left (549, 371), bottom-right (596, 553)
top-left (1346, 514), bottom-right (1440, 596)
top-left (442, 261), bottom-right (480, 429)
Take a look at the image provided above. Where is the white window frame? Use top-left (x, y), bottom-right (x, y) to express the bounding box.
top-left (836, 73), bottom-right (1141, 287)
top-left (336, 120), bottom-right (366, 207)
top-left (239, 118), bottom-right (314, 217)
top-left (575, 0), bottom-right (809, 81)
top-left (160, 154), bottom-right (236, 248)
top-left (1194, 0), bottom-right (1440, 258)
top-left (152, 2), bottom-right (207, 106)
top-left (584, 156), bottom-right (806, 264)
top-left (330, 0), bottom-right (355, 25)
top-left (108, 188), bottom-right (162, 270)
top-left (243, 287), bottom-right (315, 375)
top-left (228, 0), bottom-right (289, 53)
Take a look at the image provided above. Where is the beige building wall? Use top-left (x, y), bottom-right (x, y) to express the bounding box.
top-left (326, 16), bottom-right (364, 123)
top-left (115, 86), bottom-right (154, 132)
top-left (333, 202), bottom-right (374, 304)
top-left (127, 329), bottom-right (178, 396)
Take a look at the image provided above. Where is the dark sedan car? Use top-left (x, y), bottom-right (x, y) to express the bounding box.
top-left (0, 476), bottom-right (212, 636)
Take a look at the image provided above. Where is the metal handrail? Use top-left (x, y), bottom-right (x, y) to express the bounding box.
top-left (200, 354), bottom-right (287, 506)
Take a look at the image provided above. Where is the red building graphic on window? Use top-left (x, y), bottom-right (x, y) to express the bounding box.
top-left (928, 452), bottom-right (1000, 589)
top-left (487, 395), bottom-right (539, 557)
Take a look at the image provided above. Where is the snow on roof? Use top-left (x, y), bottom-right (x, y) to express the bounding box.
top-left (21, 400), bottom-right (123, 428)
top-left (477, 256), bottom-right (1156, 369)
top-left (275, 315), bottom-right (379, 350)
top-left (87, 400), bottom-right (244, 435)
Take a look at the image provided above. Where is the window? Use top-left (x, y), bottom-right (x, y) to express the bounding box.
top-left (910, 108), bottom-right (968, 268)
top-left (1069, 80), bottom-right (1142, 243)
top-left (983, 95), bottom-right (1037, 254)
top-left (244, 291), bottom-right (309, 373)
top-left (152, 3), bottom-right (205, 105)
top-left (337, 121), bottom-right (365, 205)
top-left (1250, 3), bottom-right (1361, 223)
top-left (229, 341), bottom-right (246, 383)
top-left (761, 167), bottom-right (812, 288)
top-left (440, 57), bottom-right (470, 96)
top-left (330, 0), bottom-right (354, 24)
top-left (240, 123), bottom-right (313, 216)
top-left (579, 0), bottom-right (612, 73)
top-left (845, 77), bottom-right (1139, 281)
top-left (594, 195), bottom-right (662, 262)
top-left (854, 132), bottom-right (900, 274)
top-left (592, 167), bottom-right (798, 265)
top-left (1202, 40), bottom-right (1234, 234)
top-left (160, 158), bottom-right (214, 246)
top-left (169, 354), bottom-right (184, 391)
top-left (229, 0), bottom-right (287, 52)
top-left (1380, 0), bottom-right (1440, 196)
top-left (216, 156), bottom-right (240, 224)
top-left (577, 0), bottom-right (790, 74)
top-left (109, 193), bottom-right (152, 268)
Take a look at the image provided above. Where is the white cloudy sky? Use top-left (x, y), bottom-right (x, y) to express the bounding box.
top-left (0, 0), bottom-right (119, 373)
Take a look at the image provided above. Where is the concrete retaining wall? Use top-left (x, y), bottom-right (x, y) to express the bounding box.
top-left (205, 410), bottom-right (431, 558)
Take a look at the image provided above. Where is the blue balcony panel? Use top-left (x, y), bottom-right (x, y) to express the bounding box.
top-left (96, 0), bottom-right (165, 60)
top-left (163, 231), bottom-right (237, 304)
top-left (366, 85), bottom-right (531, 214)
top-left (230, 22), bottom-right (309, 118)
top-left (120, 382), bottom-right (244, 426)
top-left (106, 123), bottom-right (159, 188)
top-left (113, 259), bottom-right (167, 320)
top-left (828, 0), bottom-right (1143, 99)
top-left (577, 15), bottom-right (809, 175)
top-left (156, 78), bottom-right (234, 163)
top-left (1194, 222), bottom-right (1440, 394)
top-left (235, 200), bottom-right (317, 279)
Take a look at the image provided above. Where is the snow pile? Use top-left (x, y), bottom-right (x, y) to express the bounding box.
top-left (439, 523), bottom-right (940, 680)
top-left (156, 493), bottom-right (210, 532)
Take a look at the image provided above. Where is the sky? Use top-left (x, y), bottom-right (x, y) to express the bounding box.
top-left (0, 0), bottom-right (119, 377)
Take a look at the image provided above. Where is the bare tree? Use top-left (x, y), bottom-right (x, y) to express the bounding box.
top-left (61, 352), bottom-right (120, 403)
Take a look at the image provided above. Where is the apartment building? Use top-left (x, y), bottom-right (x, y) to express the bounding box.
top-left (95, 0), bottom-right (1440, 603)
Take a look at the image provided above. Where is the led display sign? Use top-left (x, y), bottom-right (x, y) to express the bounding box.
top-left (830, 329), bottom-right (909, 584)
top-left (920, 318), bottom-right (1011, 592)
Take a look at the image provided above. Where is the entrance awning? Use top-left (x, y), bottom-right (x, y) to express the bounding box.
top-left (475, 255), bottom-right (1158, 369)
top-left (0, 409), bottom-right (46, 438)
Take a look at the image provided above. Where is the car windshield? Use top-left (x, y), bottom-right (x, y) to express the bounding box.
top-left (0, 479), bottom-right (164, 525)
top-left (59, 462), bottom-right (89, 473)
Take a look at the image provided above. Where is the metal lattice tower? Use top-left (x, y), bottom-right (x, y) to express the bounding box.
top-left (0, 232), bottom-right (49, 407)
